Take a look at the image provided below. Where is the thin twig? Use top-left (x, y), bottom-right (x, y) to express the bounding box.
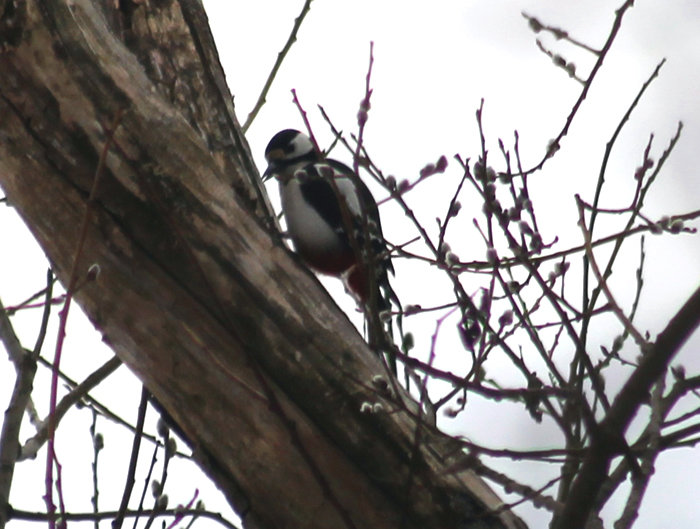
top-left (32, 270), bottom-right (55, 359)
top-left (469, 457), bottom-right (563, 515)
top-left (580, 59), bottom-right (666, 359)
top-left (2, 275), bottom-right (58, 316)
top-left (131, 435), bottom-right (161, 529)
top-left (0, 299), bottom-right (29, 367)
top-left (143, 424), bottom-right (173, 529)
top-left (291, 89), bottom-right (321, 153)
top-left (89, 410), bottom-right (101, 529)
top-left (45, 110), bottom-right (124, 526)
top-left (534, 39), bottom-right (586, 84)
top-left (8, 507), bottom-right (239, 529)
top-left (353, 41), bottom-right (374, 176)
top-left (522, 12), bottom-right (600, 55)
top-left (21, 356), bottom-right (122, 461)
top-left (113, 387), bottom-right (149, 529)
top-left (459, 438), bottom-right (583, 462)
top-left (53, 455), bottom-right (66, 529)
top-left (452, 208), bottom-right (699, 272)
top-left (523, 0), bottom-right (637, 174)
top-left (242, 0), bottom-right (314, 132)
top-left (576, 195), bottom-right (648, 347)
top-left (165, 489), bottom-right (199, 529)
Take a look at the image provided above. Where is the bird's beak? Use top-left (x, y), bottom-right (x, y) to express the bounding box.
top-left (262, 164), bottom-right (275, 182)
top-left (263, 149), bottom-right (286, 182)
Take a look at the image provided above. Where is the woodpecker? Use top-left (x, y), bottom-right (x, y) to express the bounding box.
top-left (263, 129), bottom-right (398, 312)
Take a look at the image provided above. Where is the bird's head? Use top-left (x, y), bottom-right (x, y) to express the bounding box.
top-left (263, 129), bottom-right (319, 182)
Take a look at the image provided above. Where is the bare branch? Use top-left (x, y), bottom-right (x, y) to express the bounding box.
top-left (524, 0), bottom-right (637, 174)
top-left (113, 388), bottom-right (149, 529)
top-left (522, 12), bottom-right (601, 55)
top-left (8, 506), bottom-right (239, 529)
top-left (576, 196), bottom-right (648, 347)
top-left (0, 303), bottom-right (37, 529)
top-left (614, 377), bottom-right (665, 529)
top-left (44, 110), bottom-right (124, 526)
top-left (20, 356), bottom-right (122, 461)
top-left (554, 286), bottom-right (700, 529)
top-left (242, 0), bottom-right (314, 132)
top-left (0, 272), bottom-right (53, 529)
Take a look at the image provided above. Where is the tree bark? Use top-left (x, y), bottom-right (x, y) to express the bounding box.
top-left (0, 1), bottom-right (525, 528)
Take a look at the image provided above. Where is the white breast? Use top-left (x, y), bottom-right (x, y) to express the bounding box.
top-left (279, 179), bottom-right (346, 255)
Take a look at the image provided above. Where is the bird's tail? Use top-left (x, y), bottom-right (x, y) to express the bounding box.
top-left (347, 257), bottom-right (403, 345)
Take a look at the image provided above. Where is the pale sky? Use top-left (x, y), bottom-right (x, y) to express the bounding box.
top-left (1, 1), bottom-right (699, 528)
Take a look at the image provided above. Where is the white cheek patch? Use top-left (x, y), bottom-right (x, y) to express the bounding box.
top-left (290, 133), bottom-right (315, 159)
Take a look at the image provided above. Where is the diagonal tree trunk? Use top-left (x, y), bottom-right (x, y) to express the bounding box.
top-left (0, 1), bottom-right (526, 528)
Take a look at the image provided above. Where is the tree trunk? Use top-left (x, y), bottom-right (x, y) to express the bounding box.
top-left (0, 1), bottom-right (525, 528)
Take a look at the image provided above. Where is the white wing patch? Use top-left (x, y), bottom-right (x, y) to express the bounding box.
top-left (332, 176), bottom-right (363, 218)
top-left (315, 163), bottom-right (363, 218)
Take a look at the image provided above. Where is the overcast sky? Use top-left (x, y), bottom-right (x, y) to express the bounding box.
top-left (1, 1), bottom-right (699, 528)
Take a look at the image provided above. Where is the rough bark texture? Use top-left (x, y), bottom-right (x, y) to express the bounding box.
top-left (0, 1), bottom-right (526, 528)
